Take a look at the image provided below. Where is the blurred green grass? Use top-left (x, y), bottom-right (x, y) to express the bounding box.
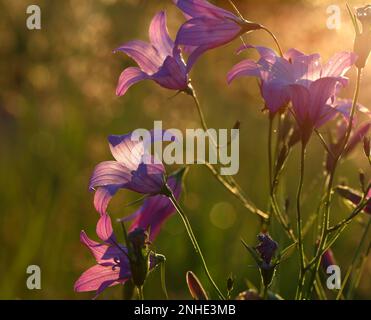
top-left (0, 0), bottom-right (370, 299)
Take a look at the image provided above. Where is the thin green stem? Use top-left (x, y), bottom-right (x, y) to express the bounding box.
top-left (137, 286), bottom-right (144, 300)
top-left (188, 87), bottom-right (269, 220)
top-left (295, 144), bottom-right (306, 299)
top-left (167, 189), bottom-right (225, 300)
top-left (261, 26), bottom-right (284, 57)
top-left (262, 284), bottom-right (269, 300)
top-left (305, 67), bottom-right (363, 298)
top-left (345, 217), bottom-right (371, 299)
top-left (204, 162), bottom-right (268, 219)
top-left (268, 116), bottom-right (274, 191)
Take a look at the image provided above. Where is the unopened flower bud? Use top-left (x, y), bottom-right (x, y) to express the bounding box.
top-left (364, 136), bottom-right (370, 157)
top-left (321, 248), bottom-right (336, 271)
top-left (315, 240), bottom-right (336, 271)
top-left (186, 271), bottom-right (209, 300)
top-left (256, 233), bottom-right (278, 265)
top-left (354, 5), bottom-right (371, 68)
top-left (227, 274), bottom-right (234, 293)
top-left (256, 233), bottom-right (278, 287)
top-left (127, 228), bottom-right (150, 288)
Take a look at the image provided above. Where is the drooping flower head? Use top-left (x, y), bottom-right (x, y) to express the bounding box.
top-left (174, 0), bottom-right (262, 71)
top-left (325, 100), bottom-right (371, 172)
top-left (89, 132), bottom-right (167, 216)
top-left (124, 167), bottom-right (186, 242)
top-left (74, 214), bottom-right (131, 297)
top-left (115, 11), bottom-right (189, 96)
top-left (77, 166), bottom-right (185, 297)
top-left (228, 45), bottom-right (357, 124)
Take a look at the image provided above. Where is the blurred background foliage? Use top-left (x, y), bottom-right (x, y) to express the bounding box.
top-left (0, 0), bottom-right (370, 299)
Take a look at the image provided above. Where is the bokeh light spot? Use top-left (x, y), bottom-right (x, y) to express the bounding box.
top-left (209, 202), bottom-right (236, 230)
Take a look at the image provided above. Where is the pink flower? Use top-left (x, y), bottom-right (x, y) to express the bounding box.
top-left (115, 11), bottom-right (189, 96)
top-left (74, 214), bottom-right (131, 297)
top-left (228, 45), bottom-right (357, 121)
top-left (122, 168), bottom-right (185, 242)
top-left (325, 100), bottom-right (371, 171)
top-left (76, 167), bottom-right (184, 297)
top-left (89, 132), bottom-right (166, 216)
top-left (174, 0), bottom-right (261, 71)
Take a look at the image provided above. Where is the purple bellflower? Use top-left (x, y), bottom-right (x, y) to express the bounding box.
top-left (174, 0), bottom-right (262, 71)
top-left (75, 175), bottom-right (184, 298)
top-left (74, 213), bottom-right (131, 297)
top-left (125, 168), bottom-right (184, 242)
top-left (115, 11), bottom-right (189, 96)
top-left (325, 100), bottom-right (371, 172)
top-left (89, 132), bottom-right (166, 216)
top-left (228, 45), bottom-right (357, 120)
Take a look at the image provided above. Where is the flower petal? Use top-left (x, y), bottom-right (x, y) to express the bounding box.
top-left (96, 213), bottom-right (116, 244)
top-left (261, 81), bottom-right (290, 114)
top-left (149, 11), bottom-right (174, 57)
top-left (288, 84), bottom-right (311, 125)
top-left (344, 122), bottom-right (371, 155)
top-left (128, 160), bottom-right (165, 194)
top-left (227, 59), bottom-right (261, 83)
top-left (322, 52), bottom-right (357, 77)
top-left (152, 55), bottom-right (188, 90)
top-left (129, 171), bottom-right (183, 241)
top-left (89, 161), bottom-right (133, 190)
top-left (93, 186), bottom-right (120, 216)
top-left (176, 17), bottom-right (241, 47)
top-left (108, 134), bottom-right (144, 170)
top-left (292, 53), bottom-right (322, 83)
top-left (284, 48), bottom-right (306, 61)
top-left (173, 0), bottom-right (237, 19)
top-left (185, 44), bottom-right (213, 72)
top-left (308, 77), bottom-right (341, 121)
top-left (335, 100), bottom-right (371, 120)
top-left (114, 40), bottom-right (162, 74)
top-left (116, 67), bottom-right (149, 96)
top-left (236, 44), bottom-right (277, 62)
top-left (74, 264), bottom-right (125, 296)
top-left (80, 231), bottom-right (122, 263)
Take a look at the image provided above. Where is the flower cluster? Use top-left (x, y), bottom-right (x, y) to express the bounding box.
top-left (75, 0), bottom-right (371, 300)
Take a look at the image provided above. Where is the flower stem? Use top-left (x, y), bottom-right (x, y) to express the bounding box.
top-left (268, 116), bottom-right (274, 191)
top-left (187, 86), bottom-right (269, 221)
top-left (166, 188), bottom-right (226, 300)
top-left (261, 26), bottom-right (284, 57)
top-left (295, 143), bottom-right (306, 300)
top-left (336, 217), bottom-right (371, 300)
top-left (137, 286), bottom-right (144, 300)
top-left (305, 67), bottom-right (363, 298)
